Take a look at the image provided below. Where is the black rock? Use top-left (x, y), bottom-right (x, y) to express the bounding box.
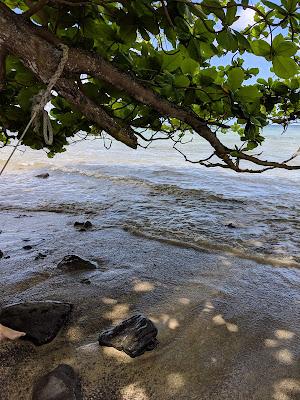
top-left (227, 222), bottom-right (237, 229)
top-left (57, 255), bottom-right (97, 272)
top-left (0, 250), bottom-right (3, 259)
top-left (35, 252), bottom-right (47, 260)
top-left (23, 245), bottom-right (33, 250)
top-left (80, 278), bottom-right (91, 285)
top-left (35, 173), bottom-right (50, 179)
top-left (74, 221), bottom-right (93, 230)
top-left (32, 364), bottom-right (82, 400)
top-left (74, 221), bottom-right (83, 228)
top-left (98, 314), bottom-right (158, 358)
top-left (0, 301), bottom-right (72, 346)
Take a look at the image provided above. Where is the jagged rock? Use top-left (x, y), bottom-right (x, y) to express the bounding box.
top-left (57, 255), bottom-right (97, 272)
top-left (74, 221), bottom-right (93, 231)
top-left (98, 314), bottom-right (158, 358)
top-left (0, 301), bottom-right (72, 346)
top-left (35, 173), bottom-right (49, 179)
top-left (32, 364), bottom-right (82, 400)
top-left (0, 250), bottom-right (3, 259)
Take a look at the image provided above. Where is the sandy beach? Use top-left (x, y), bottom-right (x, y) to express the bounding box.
top-left (0, 209), bottom-right (299, 400)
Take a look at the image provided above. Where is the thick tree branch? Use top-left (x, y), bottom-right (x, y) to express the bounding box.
top-left (56, 78), bottom-right (138, 148)
top-left (0, 46), bottom-right (8, 91)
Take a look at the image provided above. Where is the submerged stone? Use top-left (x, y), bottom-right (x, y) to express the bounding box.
top-left (0, 301), bottom-right (72, 346)
top-left (32, 364), bottom-right (82, 400)
top-left (227, 222), bottom-right (237, 229)
top-left (35, 252), bottom-right (47, 260)
top-left (74, 221), bottom-right (93, 231)
top-left (35, 173), bottom-right (49, 179)
top-left (57, 255), bottom-right (97, 272)
top-left (98, 314), bottom-right (158, 358)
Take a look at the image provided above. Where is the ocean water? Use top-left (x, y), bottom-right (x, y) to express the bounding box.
top-left (0, 125), bottom-right (299, 265)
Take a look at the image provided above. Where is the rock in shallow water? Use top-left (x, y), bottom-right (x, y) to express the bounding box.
top-left (74, 221), bottom-right (93, 230)
top-left (98, 314), bottom-right (158, 358)
top-left (0, 301), bottom-right (72, 346)
top-left (32, 364), bottom-right (82, 400)
top-left (35, 173), bottom-right (49, 179)
top-left (57, 255), bottom-right (97, 272)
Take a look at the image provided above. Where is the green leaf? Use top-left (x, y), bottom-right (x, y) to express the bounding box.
top-left (272, 56), bottom-right (299, 79)
top-left (234, 30), bottom-right (251, 51)
top-left (162, 52), bottom-right (183, 72)
top-left (286, 0), bottom-right (298, 12)
top-left (174, 75), bottom-right (190, 87)
top-left (225, 1), bottom-right (237, 25)
top-left (246, 141), bottom-right (258, 150)
top-left (199, 42), bottom-right (215, 59)
top-left (262, 0), bottom-right (286, 13)
top-left (238, 85), bottom-right (263, 101)
top-left (251, 40), bottom-right (271, 57)
top-left (15, 71), bottom-right (35, 85)
top-left (17, 87), bottom-right (41, 111)
top-left (217, 30), bottom-right (238, 52)
top-left (202, 0), bottom-right (225, 20)
top-left (272, 35), bottom-right (298, 57)
top-left (228, 68), bottom-right (245, 91)
top-left (180, 58), bottom-right (199, 74)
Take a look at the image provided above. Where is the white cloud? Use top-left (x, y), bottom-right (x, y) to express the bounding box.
top-left (232, 8), bottom-right (255, 31)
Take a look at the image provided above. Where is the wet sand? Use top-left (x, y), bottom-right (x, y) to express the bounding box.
top-left (0, 211), bottom-right (299, 400)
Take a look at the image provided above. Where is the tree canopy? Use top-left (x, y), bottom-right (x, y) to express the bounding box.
top-left (0, 0), bottom-right (299, 172)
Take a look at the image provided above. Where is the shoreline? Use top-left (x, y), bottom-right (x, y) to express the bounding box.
top-left (0, 210), bottom-right (300, 399)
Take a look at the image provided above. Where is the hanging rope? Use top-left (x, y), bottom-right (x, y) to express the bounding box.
top-left (43, 109), bottom-right (54, 145)
top-left (0, 43), bottom-right (69, 177)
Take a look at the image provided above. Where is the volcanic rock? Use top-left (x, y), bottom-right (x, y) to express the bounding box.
top-left (98, 314), bottom-right (158, 358)
top-left (0, 301), bottom-right (72, 346)
top-left (57, 255), bottom-right (97, 272)
top-left (35, 173), bottom-right (49, 179)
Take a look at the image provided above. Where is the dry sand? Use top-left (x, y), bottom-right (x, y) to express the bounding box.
top-left (0, 211), bottom-right (299, 400)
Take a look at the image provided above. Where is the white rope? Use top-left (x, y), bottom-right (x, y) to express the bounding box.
top-left (0, 43), bottom-right (69, 176)
top-left (43, 109), bottom-right (53, 145)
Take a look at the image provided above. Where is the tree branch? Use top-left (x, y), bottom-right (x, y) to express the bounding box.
top-left (23, 0), bottom-right (49, 19)
top-left (56, 78), bottom-right (138, 148)
top-left (0, 46), bottom-right (8, 91)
